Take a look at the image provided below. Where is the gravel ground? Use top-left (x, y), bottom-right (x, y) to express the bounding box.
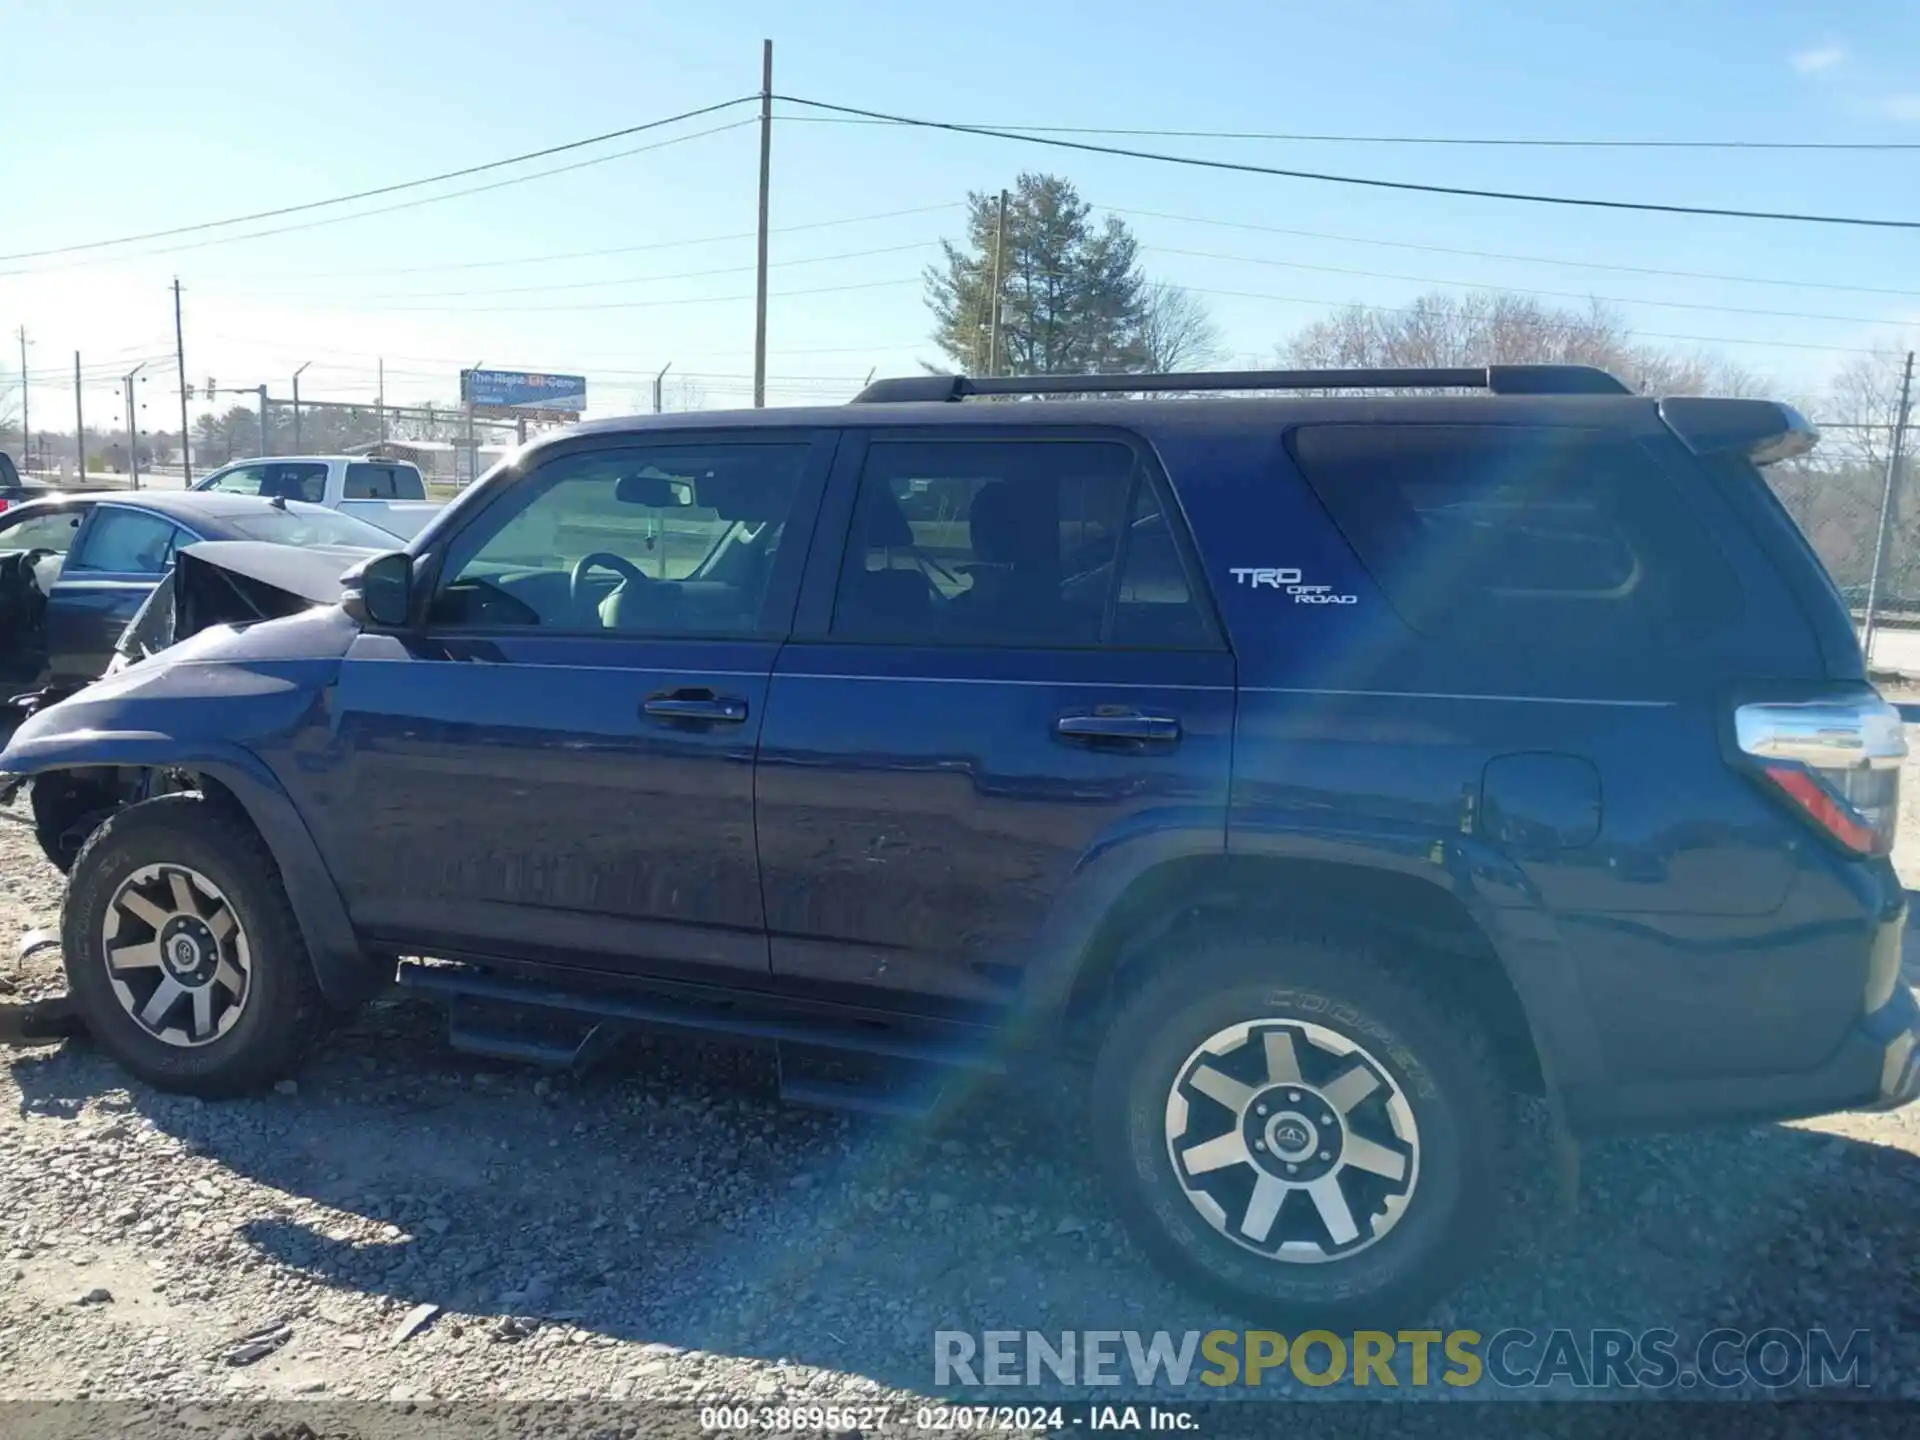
top-left (0, 753), bottom-right (1918, 1423)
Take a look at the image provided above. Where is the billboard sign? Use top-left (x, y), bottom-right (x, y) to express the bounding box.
top-left (460, 369), bottom-right (587, 416)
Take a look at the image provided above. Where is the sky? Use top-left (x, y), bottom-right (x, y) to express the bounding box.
top-left (2, 0), bottom-right (1918, 438)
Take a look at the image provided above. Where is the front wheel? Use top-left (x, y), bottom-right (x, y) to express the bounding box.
top-left (62, 792), bottom-right (324, 1097)
top-left (1091, 935), bottom-right (1509, 1326)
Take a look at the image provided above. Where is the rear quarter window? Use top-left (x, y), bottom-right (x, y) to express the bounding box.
top-left (1286, 423), bottom-right (1742, 652)
top-left (345, 463), bottom-right (425, 500)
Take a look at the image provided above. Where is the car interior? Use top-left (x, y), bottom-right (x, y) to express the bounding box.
top-left (429, 456), bottom-right (796, 635)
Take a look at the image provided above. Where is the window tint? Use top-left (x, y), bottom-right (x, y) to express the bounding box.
top-left (259, 463), bottom-right (328, 503)
top-left (1111, 486), bottom-right (1214, 648)
top-left (1287, 425), bottom-right (1740, 647)
top-left (830, 439), bottom-right (1212, 649)
top-left (0, 508), bottom-right (84, 554)
top-left (345, 462), bottom-right (424, 499)
top-left (69, 508), bottom-right (183, 575)
top-left (431, 444), bottom-right (811, 634)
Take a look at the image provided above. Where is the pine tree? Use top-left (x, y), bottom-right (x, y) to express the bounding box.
top-left (924, 173), bottom-right (1150, 376)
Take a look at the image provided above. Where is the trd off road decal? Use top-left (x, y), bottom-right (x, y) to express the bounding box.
top-left (1229, 567), bottom-right (1358, 605)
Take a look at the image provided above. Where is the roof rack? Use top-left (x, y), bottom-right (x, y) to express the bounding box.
top-left (850, 364), bottom-right (1632, 404)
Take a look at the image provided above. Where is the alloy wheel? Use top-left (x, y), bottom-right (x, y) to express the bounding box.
top-left (1163, 1018), bottom-right (1419, 1263)
top-left (101, 864), bottom-right (251, 1047)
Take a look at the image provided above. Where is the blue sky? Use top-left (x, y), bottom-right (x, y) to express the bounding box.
top-left (3, 0), bottom-right (1917, 432)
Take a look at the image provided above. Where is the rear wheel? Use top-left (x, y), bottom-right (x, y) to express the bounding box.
top-left (1091, 934), bottom-right (1508, 1325)
top-left (63, 792), bottom-right (323, 1096)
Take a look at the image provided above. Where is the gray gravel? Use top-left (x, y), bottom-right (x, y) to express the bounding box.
top-left (1, 761), bottom-right (1918, 1413)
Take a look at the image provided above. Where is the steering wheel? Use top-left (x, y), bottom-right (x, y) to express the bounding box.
top-left (569, 551), bottom-right (652, 619)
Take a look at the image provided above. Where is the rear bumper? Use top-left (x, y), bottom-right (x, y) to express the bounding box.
top-left (1562, 979), bottom-right (1920, 1133)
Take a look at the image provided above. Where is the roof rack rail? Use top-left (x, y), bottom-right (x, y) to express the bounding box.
top-left (850, 365), bottom-right (1632, 404)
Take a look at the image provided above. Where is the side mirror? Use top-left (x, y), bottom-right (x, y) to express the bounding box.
top-left (341, 551), bottom-right (412, 628)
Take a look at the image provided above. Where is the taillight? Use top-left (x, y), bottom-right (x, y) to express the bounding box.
top-left (0, 499), bottom-right (13, 514)
top-left (1736, 697), bottom-right (1906, 856)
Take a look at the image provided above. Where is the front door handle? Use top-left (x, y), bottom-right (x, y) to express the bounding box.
top-left (644, 689), bottom-right (749, 724)
top-left (1056, 711), bottom-right (1181, 746)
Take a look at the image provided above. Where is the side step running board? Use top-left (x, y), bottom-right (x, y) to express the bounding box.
top-left (397, 961), bottom-right (1006, 1076)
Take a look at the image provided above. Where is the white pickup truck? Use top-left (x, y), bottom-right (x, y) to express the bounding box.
top-left (192, 456), bottom-right (443, 540)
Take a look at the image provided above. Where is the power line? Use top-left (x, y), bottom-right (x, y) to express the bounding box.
top-left (779, 113), bottom-right (1920, 151)
top-left (208, 241), bottom-right (938, 303)
top-left (0, 96), bottom-right (759, 263)
top-left (277, 276), bottom-right (920, 317)
top-left (1105, 204), bottom-right (1920, 301)
top-left (776, 94), bottom-right (1920, 231)
top-left (0, 119), bottom-right (758, 278)
top-left (279, 203), bottom-right (961, 281)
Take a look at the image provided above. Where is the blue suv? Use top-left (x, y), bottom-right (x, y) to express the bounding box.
top-left (4, 365), bottom-right (1915, 1323)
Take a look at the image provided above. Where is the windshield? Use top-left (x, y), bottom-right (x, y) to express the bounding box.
top-left (221, 505), bottom-right (396, 548)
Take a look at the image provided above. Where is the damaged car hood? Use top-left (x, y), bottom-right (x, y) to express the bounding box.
top-left (114, 541), bottom-right (379, 668)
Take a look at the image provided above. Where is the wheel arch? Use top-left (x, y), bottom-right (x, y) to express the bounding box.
top-left (3, 732), bottom-right (377, 1009)
top-left (1031, 850), bottom-right (1553, 1098)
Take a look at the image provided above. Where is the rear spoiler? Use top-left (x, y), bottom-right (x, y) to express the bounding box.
top-left (1658, 397), bottom-right (1818, 467)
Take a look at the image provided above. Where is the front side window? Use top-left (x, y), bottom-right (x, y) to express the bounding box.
top-left (829, 438), bottom-right (1214, 648)
top-left (202, 464), bottom-right (266, 496)
top-left (0, 508), bottom-right (85, 554)
top-left (430, 444), bottom-right (812, 634)
top-left (69, 508), bottom-right (184, 575)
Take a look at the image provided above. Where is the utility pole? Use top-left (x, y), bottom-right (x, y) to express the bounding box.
top-left (123, 361), bottom-right (147, 489)
top-left (654, 361), bottom-right (672, 414)
top-left (376, 357), bottom-right (387, 442)
top-left (255, 384), bottom-right (269, 457)
top-left (752, 38), bottom-right (773, 409)
top-left (292, 361), bottom-right (312, 452)
top-left (1861, 350), bottom-right (1917, 668)
top-left (986, 187), bottom-right (1009, 377)
top-left (72, 352), bottom-right (84, 480)
top-left (15, 328), bottom-right (27, 471)
top-left (173, 278), bottom-right (191, 483)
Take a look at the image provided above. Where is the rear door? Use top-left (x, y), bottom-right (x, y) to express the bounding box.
top-left (756, 430), bottom-right (1235, 1005)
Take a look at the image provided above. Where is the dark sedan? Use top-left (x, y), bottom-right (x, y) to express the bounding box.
top-left (0, 490), bottom-right (396, 702)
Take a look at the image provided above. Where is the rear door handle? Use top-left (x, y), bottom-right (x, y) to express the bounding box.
top-left (644, 690), bottom-right (749, 724)
top-left (1056, 711), bottom-right (1181, 745)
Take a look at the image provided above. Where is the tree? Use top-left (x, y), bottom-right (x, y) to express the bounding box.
top-left (925, 173), bottom-right (1149, 376)
top-left (1138, 283), bottom-right (1225, 372)
top-left (1281, 290), bottom-right (1765, 397)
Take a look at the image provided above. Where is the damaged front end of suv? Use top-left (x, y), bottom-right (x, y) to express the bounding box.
top-left (2, 541), bottom-right (374, 875)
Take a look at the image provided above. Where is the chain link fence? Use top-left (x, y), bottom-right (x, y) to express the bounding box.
top-left (1763, 420), bottom-right (1915, 676)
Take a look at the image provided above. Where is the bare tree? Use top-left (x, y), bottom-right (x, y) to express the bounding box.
top-left (1137, 283), bottom-right (1225, 372)
top-left (1823, 344), bottom-right (1917, 471)
top-left (1281, 290), bottom-right (1770, 398)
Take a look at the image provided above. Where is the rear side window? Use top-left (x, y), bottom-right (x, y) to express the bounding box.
top-left (69, 508), bottom-right (184, 575)
top-left (830, 438), bottom-right (1217, 649)
top-left (345, 462), bottom-right (424, 499)
top-left (1287, 424), bottom-right (1740, 649)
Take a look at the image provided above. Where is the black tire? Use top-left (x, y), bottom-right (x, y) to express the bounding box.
top-left (63, 792), bottom-right (324, 1097)
top-left (1091, 934), bottom-right (1508, 1326)
top-left (31, 772), bottom-right (122, 874)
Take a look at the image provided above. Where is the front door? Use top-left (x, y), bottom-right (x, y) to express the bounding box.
top-left (317, 432), bottom-right (835, 977)
top-left (755, 432), bottom-right (1236, 1005)
top-left (48, 504), bottom-right (188, 686)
